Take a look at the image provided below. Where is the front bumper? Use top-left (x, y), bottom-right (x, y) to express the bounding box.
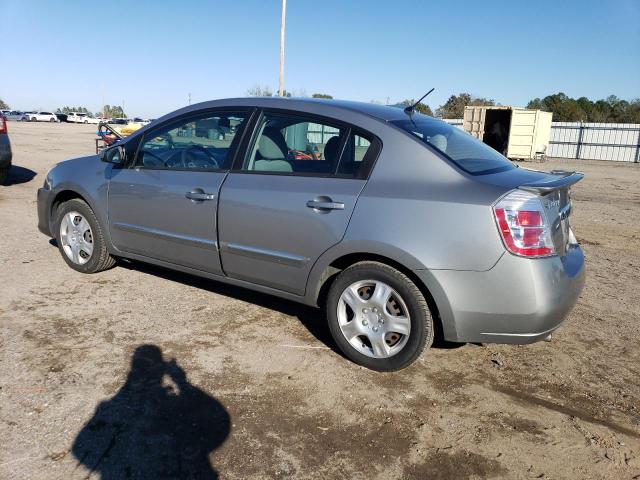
top-left (416, 245), bottom-right (586, 344)
top-left (37, 187), bottom-right (53, 237)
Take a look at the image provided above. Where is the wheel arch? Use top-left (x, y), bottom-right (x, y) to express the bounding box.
top-left (48, 188), bottom-right (108, 244)
top-left (50, 189), bottom-right (90, 223)
top-left (306, 247), bottom-right (451, 343)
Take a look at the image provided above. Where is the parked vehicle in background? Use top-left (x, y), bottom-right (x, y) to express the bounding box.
top-left (67, 112), bottom-right (89, 123)
top-left (56, 113), bottom-right (68, 122)
top-left (37, 97), bottom-right (586, 371)
top-left (5, 111), bottom-right (29, 121)
top-left (0, 113), bottom-right (12, 184)
top-left (27, 111), bottom-right (58, 122)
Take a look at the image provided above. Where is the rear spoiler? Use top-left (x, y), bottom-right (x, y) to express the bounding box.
top-left (519, 170), bottom-right (584, 195)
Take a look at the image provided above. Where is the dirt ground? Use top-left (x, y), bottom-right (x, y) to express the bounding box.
top-left (1, 122), bottom-right (639, 480)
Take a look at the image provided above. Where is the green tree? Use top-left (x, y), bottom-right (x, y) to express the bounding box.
top-left (0, 98), bottom-right (9, 109)
top-left (312, 93), bottom-right (333, 99)
top-left (57, 106), bottom-right (93, 116)
top-left (436, 93), bottom-right (494, 118)
top-left (101, 105), bottom-right (127, 118)
top-left (525, 92), bottom-right (640, 122)
top-left (246, 85), bottom-right (273, 97)
top-left (398, 99), bottom-right (433, 116)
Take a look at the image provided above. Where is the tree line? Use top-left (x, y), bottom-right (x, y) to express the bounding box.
top-left (246, 88), bottom-right (640, 123)
top-left (4, 91), bottom-right (639, 123)
top-left (55, 105), bottom-right (127, 118)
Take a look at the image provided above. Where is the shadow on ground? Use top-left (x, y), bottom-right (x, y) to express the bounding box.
top-left (1, 165), bottom-right (37, 186)
top-left (72, 345), bottom-right (229, 479)
top-left (117, 259), bottom-right (464, 352)
top-left (119, 259), bottom-right (340, 353)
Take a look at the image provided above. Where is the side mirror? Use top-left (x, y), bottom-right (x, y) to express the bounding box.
top-left (100, 145), bottom-right (125, 165)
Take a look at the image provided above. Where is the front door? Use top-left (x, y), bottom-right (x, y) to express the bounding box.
top-left (108, 110), bottom-right (251, 274)
top-left (218, 110), bottom-right (378, 295)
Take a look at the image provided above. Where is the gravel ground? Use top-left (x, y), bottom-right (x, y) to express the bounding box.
top-left (1, 122), bottom-right (639, 479)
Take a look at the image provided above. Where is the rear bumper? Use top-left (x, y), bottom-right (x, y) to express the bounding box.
top-left (37, 187), bottom-right (53, 237)
top-left (416, 246), bottom-right (585, 344)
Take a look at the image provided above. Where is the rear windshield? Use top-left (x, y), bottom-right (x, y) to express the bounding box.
top-left (390, 116), bottom-right (515, 175)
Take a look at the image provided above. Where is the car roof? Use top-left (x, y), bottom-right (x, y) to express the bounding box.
top-left (178, 97), bottom-right (414, 123)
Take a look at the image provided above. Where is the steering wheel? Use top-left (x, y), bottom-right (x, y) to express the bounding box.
top-left (180, 145), bottom-right (219, 169)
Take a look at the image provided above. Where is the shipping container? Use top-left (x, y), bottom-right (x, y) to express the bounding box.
top-left (463, 106), bottom-right (553, 160)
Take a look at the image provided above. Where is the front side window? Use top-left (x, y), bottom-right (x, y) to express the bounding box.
top-left (391, 115), bottom-right (515, 175)
top-left (136, 111), bottom-right (248, 170)
top-left (242, 112), bottom-right (377, 177)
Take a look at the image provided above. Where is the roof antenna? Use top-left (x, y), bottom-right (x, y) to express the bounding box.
top-left (404, 88), bottom-right (435, 114)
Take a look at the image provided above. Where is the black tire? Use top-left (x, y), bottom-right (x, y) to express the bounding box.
top-left (0, 166), bottom-right (9, 185)
top-left (30, 117), bottom-right (36, 122)
top-left (49, 117), bottom-right (55, 122)
top-left (326, 261), bottom-right (433, 371)
top-left (54, 199), bottom-right (116, 273)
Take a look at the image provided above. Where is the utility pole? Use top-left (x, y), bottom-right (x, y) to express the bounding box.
top-left (188, 93), bottom-right (191, 105)
top-left (278, 0), bottom-right (286, 97)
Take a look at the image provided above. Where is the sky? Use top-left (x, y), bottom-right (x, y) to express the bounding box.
top-left (1, 0), bottom-right (639, 118)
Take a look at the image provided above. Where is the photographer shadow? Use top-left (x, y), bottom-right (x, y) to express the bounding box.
top-left (72, 345), bottom-right (229, 479)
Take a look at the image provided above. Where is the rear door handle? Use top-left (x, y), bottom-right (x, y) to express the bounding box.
top-left (186, 188), bottom-right (216, 201)
top-left (306, 197), bottom-right (345, 211)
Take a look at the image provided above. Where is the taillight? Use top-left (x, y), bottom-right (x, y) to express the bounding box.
top-left (0, 115), bottom-right (6, 134)
top-left (493, 190), bottom-right (555, 258)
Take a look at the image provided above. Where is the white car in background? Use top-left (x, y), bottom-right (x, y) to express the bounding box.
top-left (26, 111), bottom-right (59, 122)
top-left (67, 112), bottom-right (90, 123)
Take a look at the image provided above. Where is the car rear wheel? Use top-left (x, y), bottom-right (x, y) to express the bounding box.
top-left (49, 117), bottom-right (55, 122)
top-left (54, 199), bottom-right (115, 273)
top-left (326, 261), bottom-right (433, 371)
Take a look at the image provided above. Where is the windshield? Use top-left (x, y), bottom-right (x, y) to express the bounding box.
top-left (391, 116), bottom-right (515, 175)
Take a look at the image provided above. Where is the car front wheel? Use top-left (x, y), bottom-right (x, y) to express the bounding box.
top-left (54, 199), bottom-right (115, 273)
top-left (326, 261), bottom-right (433, 371)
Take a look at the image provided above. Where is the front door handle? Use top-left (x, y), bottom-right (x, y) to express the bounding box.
top-left (186, 188), bottom-right (216, 201)
top-left (306, 196), bottom-right (345, 212)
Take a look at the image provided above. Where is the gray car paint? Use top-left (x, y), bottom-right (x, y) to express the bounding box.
top-left (218, 174), bottom-right (367, 295)
top-left (37, 97), bottom-right (585, 344)
top-left (108, 168), bottom-right (226, 274)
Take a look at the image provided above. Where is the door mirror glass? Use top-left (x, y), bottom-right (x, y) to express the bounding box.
top-left (101, 145), bottom-right (125, 165)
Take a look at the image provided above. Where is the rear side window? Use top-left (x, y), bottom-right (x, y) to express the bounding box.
top-left (391, 116), bottom-right (514, 175)
top-left (242, 111), bottom-right (378, 178)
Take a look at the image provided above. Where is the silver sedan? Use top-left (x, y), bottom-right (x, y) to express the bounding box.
top-left (37, 97), bottom-right (585, 370)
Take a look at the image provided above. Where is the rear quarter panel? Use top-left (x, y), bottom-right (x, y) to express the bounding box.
top-left (345, 131), bottom-right (507, 272)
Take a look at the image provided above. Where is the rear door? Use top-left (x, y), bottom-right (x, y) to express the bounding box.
top-left (218, 110), bottom-right (379, 295)
top-left (108, 109), bottom-right (252, 274)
